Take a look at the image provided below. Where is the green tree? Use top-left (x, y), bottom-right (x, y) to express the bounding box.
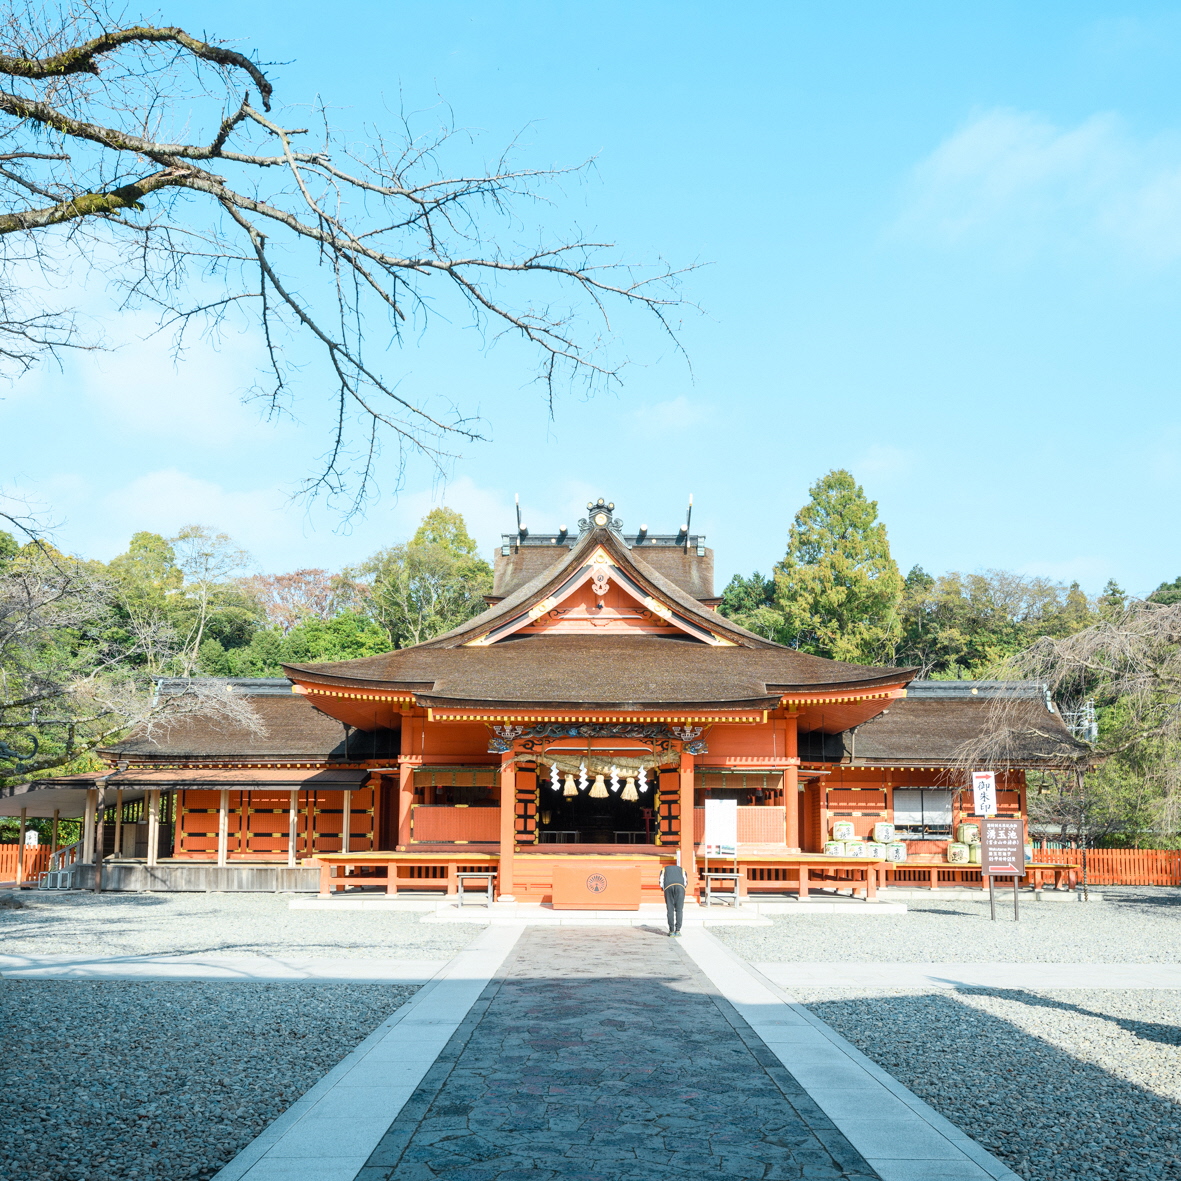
top-left (1098, 579), bottom-right (1127, 620)
top-left (1148, 576), bottom-right (1181, 606)
top-left (198, 611), bottom-right (390, 676)
top-left (0, 530), bottom-right (17, 564)
top-left (105, 532), bottom-right (185, 673)
top-left (773, 471), bottom-right (903, 664)
top-left (0, 538), bottom-right (258, 785)
top-left (718, 572), bottom-right (784, 640)
top-left (170, 526), bottom-right (257, 673)
top-left (897, 569), bottom-right (1099, 677)
top-left (363, 508), bottom-right (493, 648)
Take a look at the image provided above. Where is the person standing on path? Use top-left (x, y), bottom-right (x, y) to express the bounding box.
top-left (659, 856), bottom-right (687, 936)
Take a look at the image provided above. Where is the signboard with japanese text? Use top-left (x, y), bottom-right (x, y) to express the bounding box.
top-left (703, 798), bottom-right (738, 857)
top-left (971, 770), bottom-right (997, 816)
top-left (980, 817), bottom-right (1026, 876)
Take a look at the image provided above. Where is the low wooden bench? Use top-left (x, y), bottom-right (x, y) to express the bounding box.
top-left (714, 856), bottom-right (883, 901)
top-left (884, 861), bottom-right (1079, 889)
top-left (312, 852), bottom-right (498, 897)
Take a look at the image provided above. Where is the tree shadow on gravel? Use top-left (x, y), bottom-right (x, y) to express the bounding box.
top-left (959, 987), bottom-right (1181, 1047)
top-left (803, 990), bottom-right (1181, 1181)
top-left (1103, 888), bottom-right (1181, 911)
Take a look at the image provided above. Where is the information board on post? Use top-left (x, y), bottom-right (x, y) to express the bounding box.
top-left (703, 798), bottom-right (738, 858)
top-left (979, 817), bottom-right (1026, 877)
top-left (971, 770), bottom-right (997, 817)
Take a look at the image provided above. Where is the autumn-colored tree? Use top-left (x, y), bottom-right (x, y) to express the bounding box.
top-left (773, 471), bottom-right (903, 664)
top-left (239, 569), bottom-right (352, 633)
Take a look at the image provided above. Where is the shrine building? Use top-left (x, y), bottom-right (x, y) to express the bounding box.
top-left (3, 499), bottom-right (1081, 899)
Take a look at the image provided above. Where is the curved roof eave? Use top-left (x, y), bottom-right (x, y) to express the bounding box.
top-left (411, 694), bottom-right (782, 711)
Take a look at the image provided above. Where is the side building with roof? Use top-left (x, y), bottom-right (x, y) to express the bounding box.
top-left (1, 499), bottom-right (1083, 895)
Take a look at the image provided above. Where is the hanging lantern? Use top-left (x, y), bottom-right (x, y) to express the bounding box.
top-left (590, 774), bottom-right (609, 799)
top-left (609, 766), bottom-right (620, 793)
top-left (637, 765), bottom-right (649, 793)
top-left (563, 774), bottom-right (577, 797)
top-left (622, 776), bottom-right (638, 802)
top-left (578, 763), bottom-right (588, 792)
top-left (550, 763), bottom-right (561, 791)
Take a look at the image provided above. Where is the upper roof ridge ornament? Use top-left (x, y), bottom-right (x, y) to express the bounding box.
top-left (578, 497), bottom-right (624, 537)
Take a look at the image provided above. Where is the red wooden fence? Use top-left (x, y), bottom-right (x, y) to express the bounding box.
top-left (0, 846), bottom-right (52, 882)
top-left (1033, 849), bottom-right (1181, 886)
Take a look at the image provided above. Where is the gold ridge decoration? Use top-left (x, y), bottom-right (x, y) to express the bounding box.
top-left (642, 595), bottom-right (673, 621)
top-left (527, 596), bottom-right (558, 620)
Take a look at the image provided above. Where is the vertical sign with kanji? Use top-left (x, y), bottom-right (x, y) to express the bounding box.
top-left (980, 818), bottom-right (1026, 876)
top-left (972, 770), bottom-right (997, 816)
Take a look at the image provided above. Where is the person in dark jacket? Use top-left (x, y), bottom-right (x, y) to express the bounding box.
top-left (659, 858), bottom-right (687, 936)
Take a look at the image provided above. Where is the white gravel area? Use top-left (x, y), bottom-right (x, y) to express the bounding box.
top-left (0, 892), bottom-right (482, 959)
top-left (792, 986), bottom-right (1181, 1181)
top-left (0, 979), bottom-right (419, 1181)
top-left (713, 889), bottom-right (1181, 1180)
top-left (716, 887), bottom-right (1181, 963)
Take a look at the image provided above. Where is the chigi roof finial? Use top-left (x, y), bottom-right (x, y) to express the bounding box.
top-left (578, 497), bottom-right (622, 534)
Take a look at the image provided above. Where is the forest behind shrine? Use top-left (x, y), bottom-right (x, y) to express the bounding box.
top-left (5, 469), bottom-right (1181, 850)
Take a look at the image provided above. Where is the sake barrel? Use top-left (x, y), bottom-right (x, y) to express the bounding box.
top-left (873, 822), bottom-right (896, 843)
top-left (947, 842), bottom-right (970, 864)
top-left (885, 842), bottom-right (908, 862)
top-left (844, 840), bottom-right (867, 858)
top-left (831, 820), bottom-right (856, 841)
top-left (867, 842), bottom-right (886, 858)
top-left (824, 840), bottom-right (846, 857)
top-left (956, 823), bottom-right (980, 845)
top-left (968, 842), bottom-right (982, 865)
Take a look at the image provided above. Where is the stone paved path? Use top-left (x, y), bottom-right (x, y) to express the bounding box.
top-left (358, 927), bottom-right (879, 1180)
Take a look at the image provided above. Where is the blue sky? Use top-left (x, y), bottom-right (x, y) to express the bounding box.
top-left (7, 2), bottom-right (1181, 595)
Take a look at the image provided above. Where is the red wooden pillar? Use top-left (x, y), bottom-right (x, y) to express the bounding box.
top-left (679, 751), bottom-right (696, 889)
top-left (397, 759), bottom-right (416, 849)
top-left (498, 759), bottom-right (516, 898)
top-left (784, 713), bottom-right (800, 851)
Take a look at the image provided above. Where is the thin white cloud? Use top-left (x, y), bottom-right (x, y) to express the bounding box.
top-left (74, 313), bottom-right (277, 445)
top-left (99, 470), bottom-right (289, 564)
top-left (630, 395), bottom-right (709, 433)
top-left (896, 108), bottom-right (1181, 264)
top-left (388, 476), bottom-right (516, 556)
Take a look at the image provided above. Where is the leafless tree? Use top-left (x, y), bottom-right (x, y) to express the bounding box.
top-left (0, 6), bottom-right (691, 508)
top-left (0, 541), bottom-right (260, 784)
top-left (955, 599), bottom-right (1181, 894)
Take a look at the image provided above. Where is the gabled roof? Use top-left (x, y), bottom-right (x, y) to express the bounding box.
top-left (416, 525), bottom-right (773, 649)
top-left (283, 525), bottom-right (917, 714)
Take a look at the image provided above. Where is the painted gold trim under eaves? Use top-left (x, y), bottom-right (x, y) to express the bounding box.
top-left (781, 689), bottom-right (907, 706)
top-left (426, 710), bottom-right (766, 724)
top-left (295, 686), bottom-right (418, 703)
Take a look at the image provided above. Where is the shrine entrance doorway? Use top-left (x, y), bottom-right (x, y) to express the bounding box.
top-left (532, 744), bottom-right (668, 845)
top-left (536, 784), bottom-right (655, 845)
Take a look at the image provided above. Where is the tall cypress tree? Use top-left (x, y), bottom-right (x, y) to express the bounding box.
top-left (773, 470), bottom-right (903, 664)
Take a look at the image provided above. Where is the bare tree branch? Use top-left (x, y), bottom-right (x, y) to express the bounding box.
top-left (0, 6), bottom-right (694, 509)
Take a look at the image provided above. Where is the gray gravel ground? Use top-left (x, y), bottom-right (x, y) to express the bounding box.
top-left (792, 986), bottom-right (1181, 1181)
top-left (0, 892), bottom-right (482, 959)
top-left (0, 979), bottom-right (417, 1181)
top-left (716, 889), bottom-right (1181, 1181)
top-left (717, 887), bottom-right (1181, 963)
